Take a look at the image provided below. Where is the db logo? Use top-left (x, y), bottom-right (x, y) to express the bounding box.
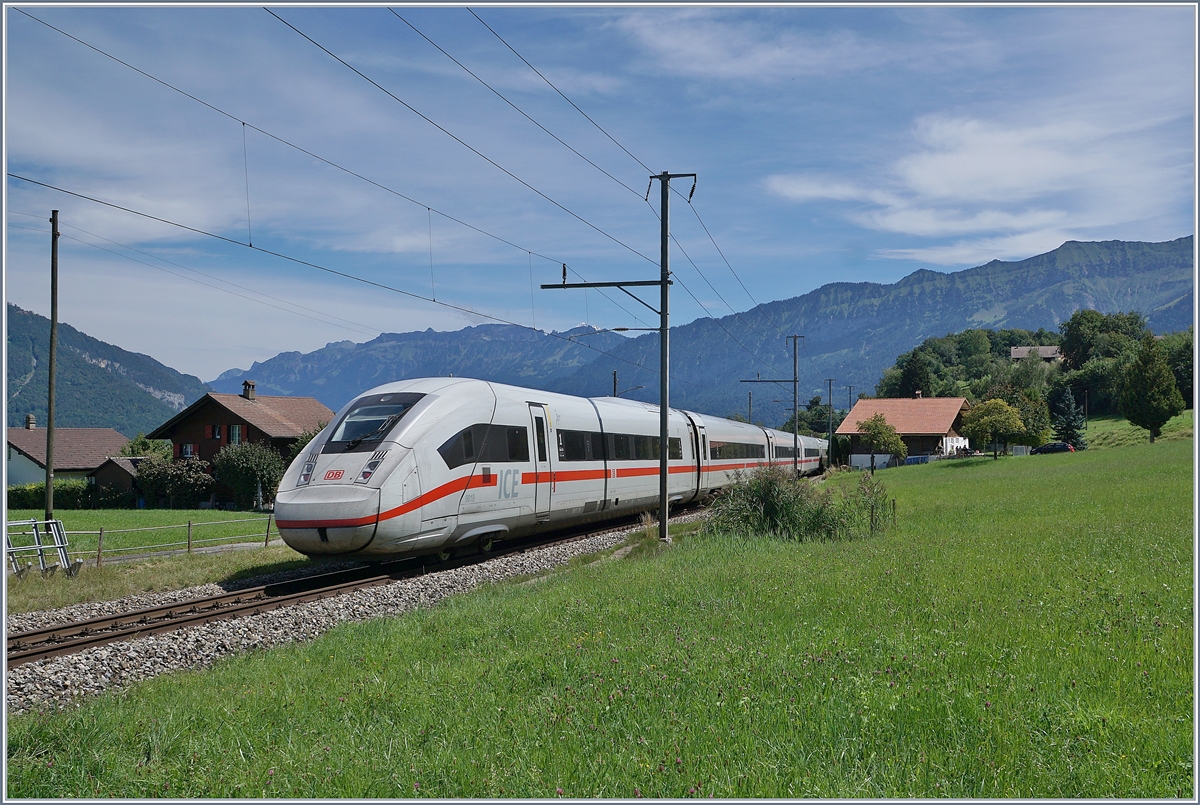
top-left (324, 470), bottom-right (345, 480)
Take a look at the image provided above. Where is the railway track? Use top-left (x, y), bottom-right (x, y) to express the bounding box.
top-left (6, 511), bottom-right (682, 668)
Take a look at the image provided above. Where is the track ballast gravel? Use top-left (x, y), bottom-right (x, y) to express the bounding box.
top-left (6, 512), bottom-right (706, 715)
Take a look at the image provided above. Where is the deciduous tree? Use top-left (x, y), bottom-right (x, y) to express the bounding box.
top-left (961, 399), bottom-right (1024, 459)
top-left (856, 413), bottom-right (907, 472)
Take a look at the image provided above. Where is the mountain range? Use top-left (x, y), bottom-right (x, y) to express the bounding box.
top-left (210, 236), bottom-right (1194, 425)
top-left (6, 236), bottom-right (1192, 435)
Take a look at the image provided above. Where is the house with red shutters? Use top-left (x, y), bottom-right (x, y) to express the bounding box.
top-left (147, 381), bottom-right (333, 464)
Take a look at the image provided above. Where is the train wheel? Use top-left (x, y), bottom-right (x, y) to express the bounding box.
top-left (479, 535), bottom-right (494, 554)
top-left (435, 548), bottom-right (453, 563)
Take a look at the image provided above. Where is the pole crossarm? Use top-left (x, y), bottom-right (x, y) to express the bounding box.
top-left (739, 379), bottom-right (792, 383)
top-left (542, 279), bottom-right (669, 316)
top-left (541, 280), bottom-right (665, 289)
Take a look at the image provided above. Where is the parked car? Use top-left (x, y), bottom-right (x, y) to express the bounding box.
top-left (1032, 442), bottom-right (1075, 454)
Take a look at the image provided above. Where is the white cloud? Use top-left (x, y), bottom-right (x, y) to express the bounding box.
top-left (766, 109), bottom-right (1192, 265)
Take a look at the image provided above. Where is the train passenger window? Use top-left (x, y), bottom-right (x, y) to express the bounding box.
top-left (534, 417), bottom-right (548, 462)
top-left (775, 445), bottom-right (795, 459)
top-left (590, 432), bottom-right (607, 461)
top-left (670, 437), bottom-right (682, 460)
top-left (804, 447), bottom-right (821, 458)
top-left (633, 435), bottom-right (656, 461)
top-left (324, 392), bottom-right (425, 453)
top-left (608, 433), bottom-right (631, 460)
top-left (558, 430), bottom-right (589, 462)
top-left (507, 427), bottom-right (530, 462)
top-left (709, 441), bottom-right (767, 460)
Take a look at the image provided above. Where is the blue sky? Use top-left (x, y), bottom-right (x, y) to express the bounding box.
top-left (4, 4), bottom-right (1195, 382)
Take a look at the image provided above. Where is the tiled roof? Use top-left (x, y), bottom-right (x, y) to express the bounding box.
top-left (90, 456), bottom-right (143, 478)
top-left (836, 398), bottom-right (970, 436)
top-left (6, 428), bottom-right (130, 472)
top-left (149, 393), bottom-right (334, 440)
top-left (1010, 346), bottom-right (1060, 360)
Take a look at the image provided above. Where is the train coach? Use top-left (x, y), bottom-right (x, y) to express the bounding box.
top-left (275, 377), bottom-right (826, 559)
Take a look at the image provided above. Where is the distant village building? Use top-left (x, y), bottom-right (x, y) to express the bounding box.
top-left (6, 416), bottom-right (130, 485)
top-left (1010, 345), bottom-right (1061, 362)
top-left (836, 395), bottom-right (971, 469)
top-left (147, 381), bottom-right (333, 463)
top-left (87, 456), bottom-right (145, 496)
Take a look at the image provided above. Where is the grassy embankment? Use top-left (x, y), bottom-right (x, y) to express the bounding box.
top-left (1081, 410), bottom-right (1193, 449)
top-left (6, 438), bottom-right (1192, 797)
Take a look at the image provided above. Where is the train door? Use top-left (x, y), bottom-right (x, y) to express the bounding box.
top-left (528, 403), bottom-right (552, 522)
top-left (683, 414), bottom-right (702, 503)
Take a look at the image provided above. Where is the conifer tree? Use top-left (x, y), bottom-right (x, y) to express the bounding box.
top-left (1119, 334), bottom-right (1185, 443)
top-left (1051, 388), bottom-right (1087, 449)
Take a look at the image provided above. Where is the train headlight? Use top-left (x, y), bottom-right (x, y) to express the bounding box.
top-left (356, 449), bottom-right (389, 484)
top-left (296, 453), bottom-right (318, 487)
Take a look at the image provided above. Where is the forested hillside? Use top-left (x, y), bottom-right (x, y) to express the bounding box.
top-left (6, 305), bottom-right (210, 437)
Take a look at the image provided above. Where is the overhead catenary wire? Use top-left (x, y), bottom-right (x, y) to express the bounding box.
top-left (467, 7), bottom-right (654, 176)
top-left (398, 6), bottom-right (782, 362)
top-left (7, 211), bottom-right (371, 334)
top-left (7, 221), bottom-right (380, 338)
top-left (467, 5), bottom-right (790, 337)
top-left (242, 122), bottom-right (253, 247)
top-left (8, 173), bottom-right (727, 396)
top-left (11, 7), bottom-right (652, 329)
top-left (389, 9), bottom-right (646, 201)
top-left (264, 8), bottom-right (659, 268)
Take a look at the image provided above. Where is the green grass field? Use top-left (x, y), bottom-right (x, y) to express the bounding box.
top-left (6, 508), bottom-right (277, 559)
top-left (6, 440), bottom-right (1193, 797)
top-left (1082, 410), bottom-right (1193, 449)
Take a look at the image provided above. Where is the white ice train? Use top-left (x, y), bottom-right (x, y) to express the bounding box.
top-left (275, 378), bottom-right (827, 559)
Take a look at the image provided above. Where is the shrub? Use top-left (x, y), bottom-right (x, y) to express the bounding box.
top-left (137, 455), bottom-right (213, 509)
top-left (6, 479), bottom-right (92, 510)
top-left (213, 441), bottom-right (285, 509)
top-left (704, 466), bottom-right (892, 542)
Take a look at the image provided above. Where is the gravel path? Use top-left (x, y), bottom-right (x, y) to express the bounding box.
top-left (6, 511), bottom-right (708, 715)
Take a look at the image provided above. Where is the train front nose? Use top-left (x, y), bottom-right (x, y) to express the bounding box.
top-left (275, 484), bottom-right (380, 556)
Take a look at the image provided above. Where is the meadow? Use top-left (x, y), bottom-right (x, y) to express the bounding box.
top-left (6, 508), bottom-right (277, 559)
top-left (5, 439), bottom-right (1193, 797)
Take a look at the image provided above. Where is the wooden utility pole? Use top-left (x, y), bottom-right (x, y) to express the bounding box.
top-left (45, 210), bottom-right (60, 522)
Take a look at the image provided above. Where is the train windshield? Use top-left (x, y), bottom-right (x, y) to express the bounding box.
top-left (324, 393), bottom-right (425, 453)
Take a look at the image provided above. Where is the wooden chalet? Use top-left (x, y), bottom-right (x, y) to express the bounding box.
top-left (836, 395), bottom-right (971, 469)
top-left (147, 381), bottom-right (334, 464)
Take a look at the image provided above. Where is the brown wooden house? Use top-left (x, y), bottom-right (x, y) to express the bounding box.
top-left (836, 395), bottom-right (971, 469)
top-left (147, 381), bottom-right (333, 464)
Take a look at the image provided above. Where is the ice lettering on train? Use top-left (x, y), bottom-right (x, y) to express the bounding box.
top-left (498, 468), bottom-right (521, 499)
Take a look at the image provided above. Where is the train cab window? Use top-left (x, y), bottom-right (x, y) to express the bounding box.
top-left (324, 392), bottom-right (424, 453)
top-left (439, 424), bottom-right (530, 469)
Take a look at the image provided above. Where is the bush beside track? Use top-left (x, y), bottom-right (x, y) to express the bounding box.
top-left (6, 439), bottom-right (1192, 798)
